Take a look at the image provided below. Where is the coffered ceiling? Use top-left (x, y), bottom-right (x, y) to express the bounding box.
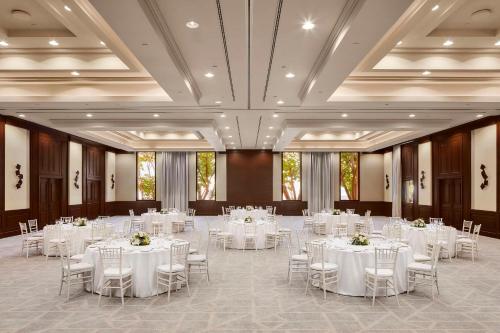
top-left (0, 0), bottom-right (499, 152)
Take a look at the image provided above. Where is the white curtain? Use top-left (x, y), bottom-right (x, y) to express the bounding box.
top-left (392, 145), bottom-right (402, 217)
top-left (306, 152), bottom-right (334, 213)
top-left (158, 152), bottom-right (188, 211)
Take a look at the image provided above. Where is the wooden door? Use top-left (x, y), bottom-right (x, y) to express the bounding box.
top-left (86, 179), bottom-right (101, 219)
top-left (438, 178), bottom-right (462, 228)
top-left (39, 177), bottom-right (62, 226)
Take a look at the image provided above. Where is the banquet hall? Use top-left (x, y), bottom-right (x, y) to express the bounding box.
top-left (1, 0), bottom-right (500, 332)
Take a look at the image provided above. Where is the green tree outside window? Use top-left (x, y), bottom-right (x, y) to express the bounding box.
top-left (137, 152), bottom-right (156, 200)
top-left (340, 152), bottom-right (359, 200)
top-left (282, 152), bottom-right (301, 200)
top-left (197, 152), bottom-right (216, 200)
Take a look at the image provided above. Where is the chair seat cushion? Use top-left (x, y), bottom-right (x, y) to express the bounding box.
top-left (408, 262), bottom-right (432, 272)
top-left (279, 228), bottom-right (291, 232)
top-left (217, 232), bottom-right (232, 237)
top-left (437, 240), bottom-right (449, 246)
top-left (188, 254), bottom-right (207, 262)
top-left (65, 262), bottom-right (93, 272)
top-left (291, 254), bottom-right (308, 262)
top-left (103, 267), bottom-right (133, 277)
top-left (70, 254), bottom-right (84, 261)
top-left (413, 253), bottom-right (431, 262)
top-left (49, 238), bottom-right (66, 243)
top-left (456, 238), bottom-right (474, 244)
top-left (27, 236), bottom-right (43, 242)
top-left (310, 262), bottom-right (338, 271)
top-left (189, 248), bottom-right (198, 254)
top-left (456, 235), bottom-right (469, 239)
top-left (365, 268), bottom-right (394, 277)
top-left (157, 263), bottom-right (185, 273)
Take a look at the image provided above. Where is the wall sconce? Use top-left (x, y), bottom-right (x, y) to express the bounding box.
top-left (420, 170), bottom-right (425, 189)
top-left (111, 174), bottom-right (115, 189)
top-left (15, 164), bottom-right (23, 189)
top-left (480, 164), bottom-right (489, 190)
top-left (74, 170), bottom-right (80, 189)
top-left (385, 174), bottom-right (390, 190)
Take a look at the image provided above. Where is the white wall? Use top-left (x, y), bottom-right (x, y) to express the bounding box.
top-left (418, 142), bottom-right (432, 206)
top-left (383, 152), bottom-right (392, 202)
top-left (471, 125), bottom-right (497, 211)
top-left (105, 151), bottom-right (116, 202)
top-left (360, 154), bottom-right (384, 201)
top-left (273, 153), bottom-right (282, 201)
top-left (68, 141), bottom-right (82, 205)
top-left (215, 153), bottom-right (227, 201)
top-left (5, 125), bottom-right (30, 210)
top-left (188, 152), bottom-right (196, 201)
top-left (333, 153), bottom-right (340, 201)
top-left (116, 153), bottom-right (136, 201)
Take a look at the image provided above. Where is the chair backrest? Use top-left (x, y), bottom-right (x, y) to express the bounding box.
top-left (221, 206), bottom-right (225, 215)
top-left (429, 217), bottom-right (443, 225)
top-left (229, 206), bottom-right (235, 210)
top-left (92, 222), bottom-right (107, 239)
top-left (19, 222), bottom-right (28, 237)
top-left (429, 244), bottom-right (441, 272)
top-left (462, 220), bottom-right (473, 235)
top-left (374, 247), bottom-right (399, 274)
top-left (346, 209), bottom-right (355, 215)
top-left (57, 242), bottom-right (72, 270)
top-left (334, 223), bottom-right (348, 238)
top-left (388, 223), bottom-right (402, 240)
top-left (170, 241), bottom-right (190, 270)
top-left (27, 219), bottom-right (39, 233)
top-left (244, 222), bottom-right (257, 235)
top-left (61, 217), bottom-right (73, 224)
top-left (365, 210), bottom-right (371, 217)
top-left (129, 209), bottom-right (135, 217)
top-left (389, 217), bottom-right (401, 224)
top-left (305, 241), bottom-right (327, 269)
top-left (295, 229), bottom-right (309, 252)
top-left (99, 247), bottom-right (125, 274)
top-left (471, 224), bottom-right (481, 242)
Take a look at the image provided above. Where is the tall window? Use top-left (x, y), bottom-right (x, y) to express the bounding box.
top-left (196, 152), bottom-right (216, 200)
top-left (137, 152), bottom-right (156, 200)
top-left (340, 152), bottom-right (359, 200)
top-left (282, 152), bottom-right (301, 200)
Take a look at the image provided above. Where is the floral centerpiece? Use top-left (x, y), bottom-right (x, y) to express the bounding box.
top-left (351, 233), bottom-right (369, 246)
top-left (244, 216), bottom-right (253, 223)
top-left (130, 231), bottom-right (151, 246)
top-left (411, 218), bottom-right (426, 228)
top-left (73, 217), bottom-right (87, 227)
top-left (332, 209), bottom-right (341, 216)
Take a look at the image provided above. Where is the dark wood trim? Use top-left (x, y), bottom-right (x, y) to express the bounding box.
top-left (334, 200), bottom-right (391, 217)
top-left (189, 200), bottom-right (307, 216)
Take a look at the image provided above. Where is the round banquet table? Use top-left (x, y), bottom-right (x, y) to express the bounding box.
top-left (230, 209), bottom-right (268, 221)
top-left (382, 224), bottom-right (457, 257)
top-left (225, 220), bottom-right (275, 249)
top-left (43, 222), bottom-right (113, 255)
top-left (82, 238), bottom-right (179, 298)
top-left (324, 238), bottom-right (414, 296)
top-left (313, 213), bottom-right (361, 235)
top-left (141, 212), bottom-right (186, 233)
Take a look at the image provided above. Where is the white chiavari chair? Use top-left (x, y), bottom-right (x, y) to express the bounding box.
top-left (265, 219), bottom-right (280, 251)
top-left (457, 220), bottom-right (473, 239)
top-left (57, 242), bottom-right (94, 300)
top-left (188, 237), bottom-right (209, 283)
top-left (305, 241), bottom-right (338, 299)
top-left (172, 219), bottom-right (185, 233)
top-left (45, 224), bottom-right (69, 261)
top-left (429, 217), bottom-right (443, 225)
top-left (19, 222), bottom-right (43, 258)
top-left (334, 223), bottom-right (348, 238)
top-left (185, 208), bottom-right (196, 230)
top-left (302, 209), bottom-right (314, 232)
top-left (152, 221), bottom-right (166, 237)
top-left (84, 222), bottom-right (105, 247)
top-left (98, 247), bottom-right (133, 306)
top-left (129, 210), bottom-right (145, 232)
top-left (287, 233), bottom-right (308, 284)
top-left (216, 219), bottom-right (233, 251)
top-left (407, 244), bottom-right (441, 300)
top-left (434, 225), bottom-right (452, 262)
top-left (364, 247), bottom-right (400, 306)
top-left (157, 241), bottom-right (191, 302)
top-left (313, 217), bottom-right (326, 235)
top-left (27, 219), bottom-right (44, 238)
top-left (296, 229), bottom-right (310, 254)
top-left (243, 222), bottom-right (257, 251)
top-left (456, 224), bottom-right (481, 263)
top-left (365, 210), bottom-right (371, 217)
top-left (413, 241), bottom-right (434, 262)
top-left (208, 220), bottom-right (221, 244)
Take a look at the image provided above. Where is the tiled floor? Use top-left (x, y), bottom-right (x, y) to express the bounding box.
top-left (1, 216), bottom-right (500, 333)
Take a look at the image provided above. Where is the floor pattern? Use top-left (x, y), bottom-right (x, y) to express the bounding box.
top-left (1, 216), bottom-right (500, 333)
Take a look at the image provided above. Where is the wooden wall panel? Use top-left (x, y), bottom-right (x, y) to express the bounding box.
top-left (334, 201), bottom-right (392, 217)
top-left (401, 143), bottom-right (418, 220)
top-left (471, 210), bottom-right (498, 238)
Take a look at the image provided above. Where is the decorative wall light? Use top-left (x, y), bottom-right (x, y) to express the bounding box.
top-left (74, 170), bottom-right (80, 189)
top-left (15, 164), bottom-right (23, 189)
top-left (111, 174), bottom-right (115, 189)
top-left (480, 164), bottom-right (489, 190)
top-left (420, 170), bottom-right (425, 189)
top-left (385, 174), bottom-right (390, 190)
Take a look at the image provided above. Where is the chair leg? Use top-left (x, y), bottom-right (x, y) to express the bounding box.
top-left (322, 273), bottom-right (327, 300)
top-left (305, 270), bottom-right (310, 296)
top-left (120, 278), bottom-right (125, 306)
top-left (67, 277), bottom-right (71, 301)
top-left (392, 278), bottom-right (400, 305)
top-left (59, 271), bottom-right (64, 295)
top-left (372, 278), bottom-right (377, 306)
top-left (167, 274), bottom-right (172, 303)
top-left (185, 270), bottom-right (191, 296)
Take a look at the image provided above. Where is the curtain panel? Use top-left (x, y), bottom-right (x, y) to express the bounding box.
top-left (391, 145), bottom-right (402, 217)
top-left (306, 152), bottom-right (334, 213)
top-left (158, 152), bottom-right (189, 211)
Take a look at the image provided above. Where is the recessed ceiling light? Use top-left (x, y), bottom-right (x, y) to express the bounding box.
top-left (277, 100), bottom-right (284, 105)
top-left (64, 5), bottom-right (71, 11)
top-left (18, 114), bottom-right (25, 118)
top-left (302, 20), bottom-right (315, 30)
top-left (266, 135), bottom-right (270, 138)
top-left (230, 142), bottom-right (234, 144)
top-left (49, 39), bottom-right (59, 46)
top-left (341, 113), bottom-right (348, 118)
top-left (272, 114), bottom-right (279, 118)
top-left (220, 114), bottom-right (226, 118)
top-left (86, 113), bottom-right (93, 118)
top-left (0, 40), bottom-right (8, 47)
top-left (422, 70), bottom-right (431, 76)
top-left (409, 114), bottom-right (416, 118)
top-left (431, 4), bottom-right (439, 11)
top-left (186, 21), bottom-right (199, 29)
top-left (263, 141), bottom-right (268, 144)
top-left (285, 72), bottom-right (295, 78)
top-left (495, 40), bottom-right (500, 46)
top-left (153, 114), bottom-right (160, 118)
top-left (215, 101), bottom-right (222, 104)
top-left (224, 126), bottom-right (230, 130)
top-left (70, 71), bottom-right (80, 76)
top-left (269, 126), bottom-right (274, 130)
top-left (443, 39), bottom-right (454, 47)
top-left (228, 135), bottom-right (233, 138)
top-left (397, 41), bottom-right (403, 46)
top-left (476, 114), bottom-right (485, 118)
top-left (100, 41), bottom-right (106, 46)
top-left (204, 72), bottom-right (214, 78)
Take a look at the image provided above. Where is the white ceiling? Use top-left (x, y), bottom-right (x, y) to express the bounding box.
top-left (0, 0), bottom-right (499, 152)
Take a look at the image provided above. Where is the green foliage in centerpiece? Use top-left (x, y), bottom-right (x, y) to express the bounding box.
top-left (332, 209), bottom-right (341, 215)
top-left (244, 216), bottom-right (253, 223)
top-left (411, 218), bottom-right (426, 228)
top-left (351, 233), bottom-right (369, 246)
top-left (73, 217), bottom-right (87, 227)
top-left (130, 231), bottom-right (151, 246)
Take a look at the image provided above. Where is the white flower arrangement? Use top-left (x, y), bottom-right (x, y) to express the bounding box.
top-left (244, 216), bottom-right (253, 223)
top-left (411, 218), bottom-right (426, 228)
top-left (351, 233), bottom-right (369, 246)
top-left (73, 217), bottom-right (87, 227)
top-left (130, 231), bottom-right (151, 246)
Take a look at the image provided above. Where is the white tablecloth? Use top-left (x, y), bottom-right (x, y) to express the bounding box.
top-left (324, 238), bottom-right (414, 296)
top-left (314, 213), bottom-right (361, 235)
top-left (225, 220), bottom-right (275, 249)
top-left (141, 212), bottom-right (186, 233)
top-left (382, 224), bottom-right (457, 257)
top-left (82, 238), bottom-right (176, 298)
top-left (230, 209), bottom-right (268, 221)
top-left (43, 223), bottom-right (113, 255)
